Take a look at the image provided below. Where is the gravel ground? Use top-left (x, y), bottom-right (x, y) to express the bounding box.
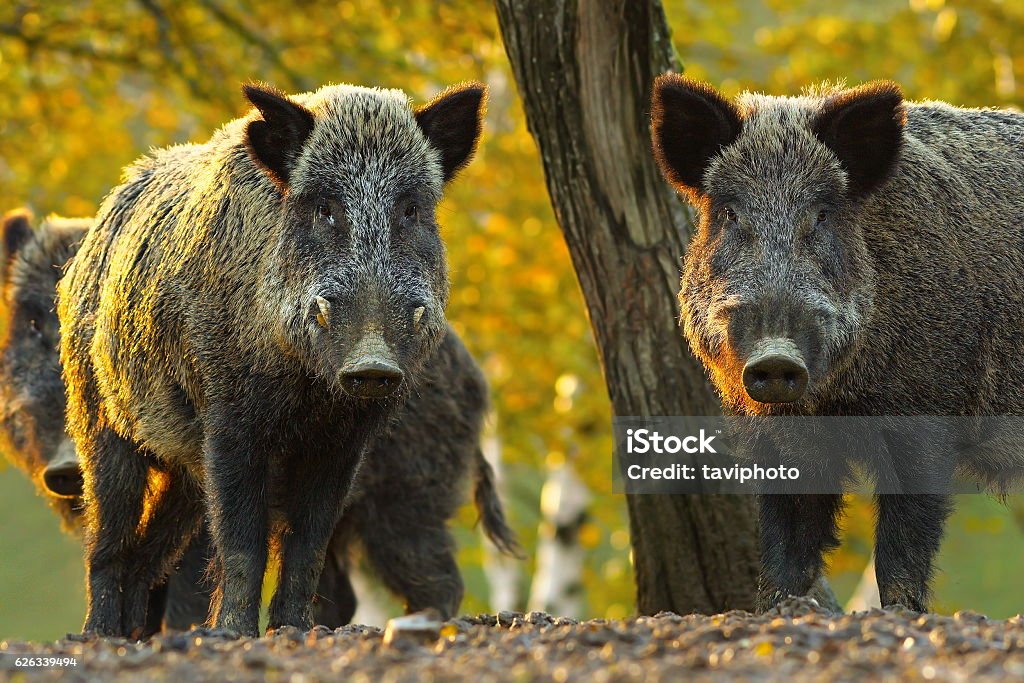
top-left (3, 598), bottom-right (1024, 682)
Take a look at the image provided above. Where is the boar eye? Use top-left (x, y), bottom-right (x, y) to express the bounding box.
top-left (724, 207), bottom-right (739, 223)
top-left (403, 204), bottom-right (419, 223)
top-left (816, 210), bottom-right (829, 224)
top-left (315, 203), bottom-right (334, 225)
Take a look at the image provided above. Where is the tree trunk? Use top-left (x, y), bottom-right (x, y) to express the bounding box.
top-left (495, 0), bottom-right (761, 614)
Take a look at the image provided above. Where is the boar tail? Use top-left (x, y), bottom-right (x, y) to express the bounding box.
top-left (473, 447), bottom-right (523, 559)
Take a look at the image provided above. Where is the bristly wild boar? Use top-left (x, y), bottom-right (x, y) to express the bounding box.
top-left (5, 209), bottom-right (516, 633)
top-left (58, 81), bottom-right (487, 637)
top-left (650, 75), bottom-right (1024, 612)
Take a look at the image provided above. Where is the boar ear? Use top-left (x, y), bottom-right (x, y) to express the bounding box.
top-left (243, 83), bottom-right (316, 190)
top-left (415, 83), bottom-right (487, 183)
top-left (651, 74), bottom-right (742, 200)
top-left (813, 81), bottom-right (906, 198)
top-left (1, 208), bottom-right (33, 286)
top-left (2, 209), bottom-right (33, 277)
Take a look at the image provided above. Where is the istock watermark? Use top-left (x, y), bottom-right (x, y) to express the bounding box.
top-left (623, 426), bottom-right (800, 485)
top-left (612, 416), bottom-right (1024, 495)
top-left (625, 428), bottom-right (718, 454)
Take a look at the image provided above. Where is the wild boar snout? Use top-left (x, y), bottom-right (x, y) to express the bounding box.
top-left (741, 338), bottom-right (808, 404)
top-left (338, 330), bottom-right (404, 399)
top-left (42, 438), bottom-right (84, 498)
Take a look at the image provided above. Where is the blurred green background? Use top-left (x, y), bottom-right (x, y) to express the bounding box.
top-left (1, 0), bottom-right (1023, 640)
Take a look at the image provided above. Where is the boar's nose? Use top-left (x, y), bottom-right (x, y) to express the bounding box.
top-left (339, 330), bottom-right (404, 399)
top-left (340, 359), bottom-right (404, 399)
top-left (43, 462), bottom-right (84, 498)
top-left (42, 439), bottom-right (82, 498)
top-left (742, 338), bottom-right (808, 404)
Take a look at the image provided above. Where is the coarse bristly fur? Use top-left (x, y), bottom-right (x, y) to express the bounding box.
top-left (6, 209), bottom-right (516, 633)
top-left (58, 80), bottom-right (489, 638)
top-left (651, 74), bottom-right (1024, 613)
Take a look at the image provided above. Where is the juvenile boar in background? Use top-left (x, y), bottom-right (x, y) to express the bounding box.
top-left (3, 209), bottom-right (516, 632)
top-left (324, 330), bottom-right (521, 623)
top-left (0, 210), bottom-right (222, 634)
top-left (650, 76), bottom-right (1024, 611)
top-left (1, 210), bottom-right (213, 634)
top-left (58, 81), bottom-right (487, 637)
top-left (1, 211), bottom-right (87, 528)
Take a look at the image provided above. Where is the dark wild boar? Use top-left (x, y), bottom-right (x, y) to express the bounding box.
top-left (59, 81), bottom-right (488, 637)
top-left (651, 76), bottom-right (1024, 611)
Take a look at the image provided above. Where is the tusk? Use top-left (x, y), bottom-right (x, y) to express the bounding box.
top-left (316, 296), bottom-right (331, 328)
top-left (412, 306), bottom-right (425, 331)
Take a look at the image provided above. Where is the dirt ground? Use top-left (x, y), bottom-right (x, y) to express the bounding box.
top-left (3, 598), bottom-right (1024, 682)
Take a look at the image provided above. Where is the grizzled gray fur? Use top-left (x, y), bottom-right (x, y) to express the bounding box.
top-left (59, 81), bottom-right (490, 637)
top-left (651, 75), bottom-right (1024, 611)
top-left (5, 209), bottom-right (516, 633)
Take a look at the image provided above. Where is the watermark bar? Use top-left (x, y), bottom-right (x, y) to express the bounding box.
top-left (612, 416), bottom-right (1024, 495)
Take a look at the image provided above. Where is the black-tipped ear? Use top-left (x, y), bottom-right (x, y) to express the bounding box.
top-left (415, 83), bottom-right (487, 183)
top-left (813, 81), bottom-right (905, 198)
top-left (651, 74), bottom-right (742, 201)
top-left (2, 210), bottom-right (33, 276)
top-left (243, 83), bottom-right (316, 190)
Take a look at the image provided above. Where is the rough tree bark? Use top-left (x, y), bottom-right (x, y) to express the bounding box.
top-left (495, 0), bottom-right (762, 614)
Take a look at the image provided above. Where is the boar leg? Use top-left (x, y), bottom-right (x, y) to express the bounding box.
top-left (312, 547), bottom-right (357, 628)
top-left (164, 524), bottom-right (216, 631)
top-left (81, 428), bottom-right (150, 637)
top-left (143, 583), bottom-right (169, 638)
top-left (358, 497), bottom-right (464, 619)
top-left (267, 448), bottom-right (364, 631)
top-left (126, 471), bottom-right (205, 629)
top-left (132, 494), bottom-right (205, 637)
top-left (873, 430), bottom-right (954, 611)
top-left (203, 427), bottom-right (270, 638)
top-left (757, 493), bottom-right (844, 612)
top-left (135, 473), bottom-right (203, 567)
top-left (874, 494), bottom-right (951, 611)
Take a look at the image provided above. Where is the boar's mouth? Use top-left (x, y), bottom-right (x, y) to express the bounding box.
top-left (741, 338), bottom-right (808, 404)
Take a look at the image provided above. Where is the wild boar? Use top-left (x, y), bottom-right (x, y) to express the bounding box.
top-left (651, 75), bottom-right (1024, 611)
top-left (58, 81), bottom-right (488, 637)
